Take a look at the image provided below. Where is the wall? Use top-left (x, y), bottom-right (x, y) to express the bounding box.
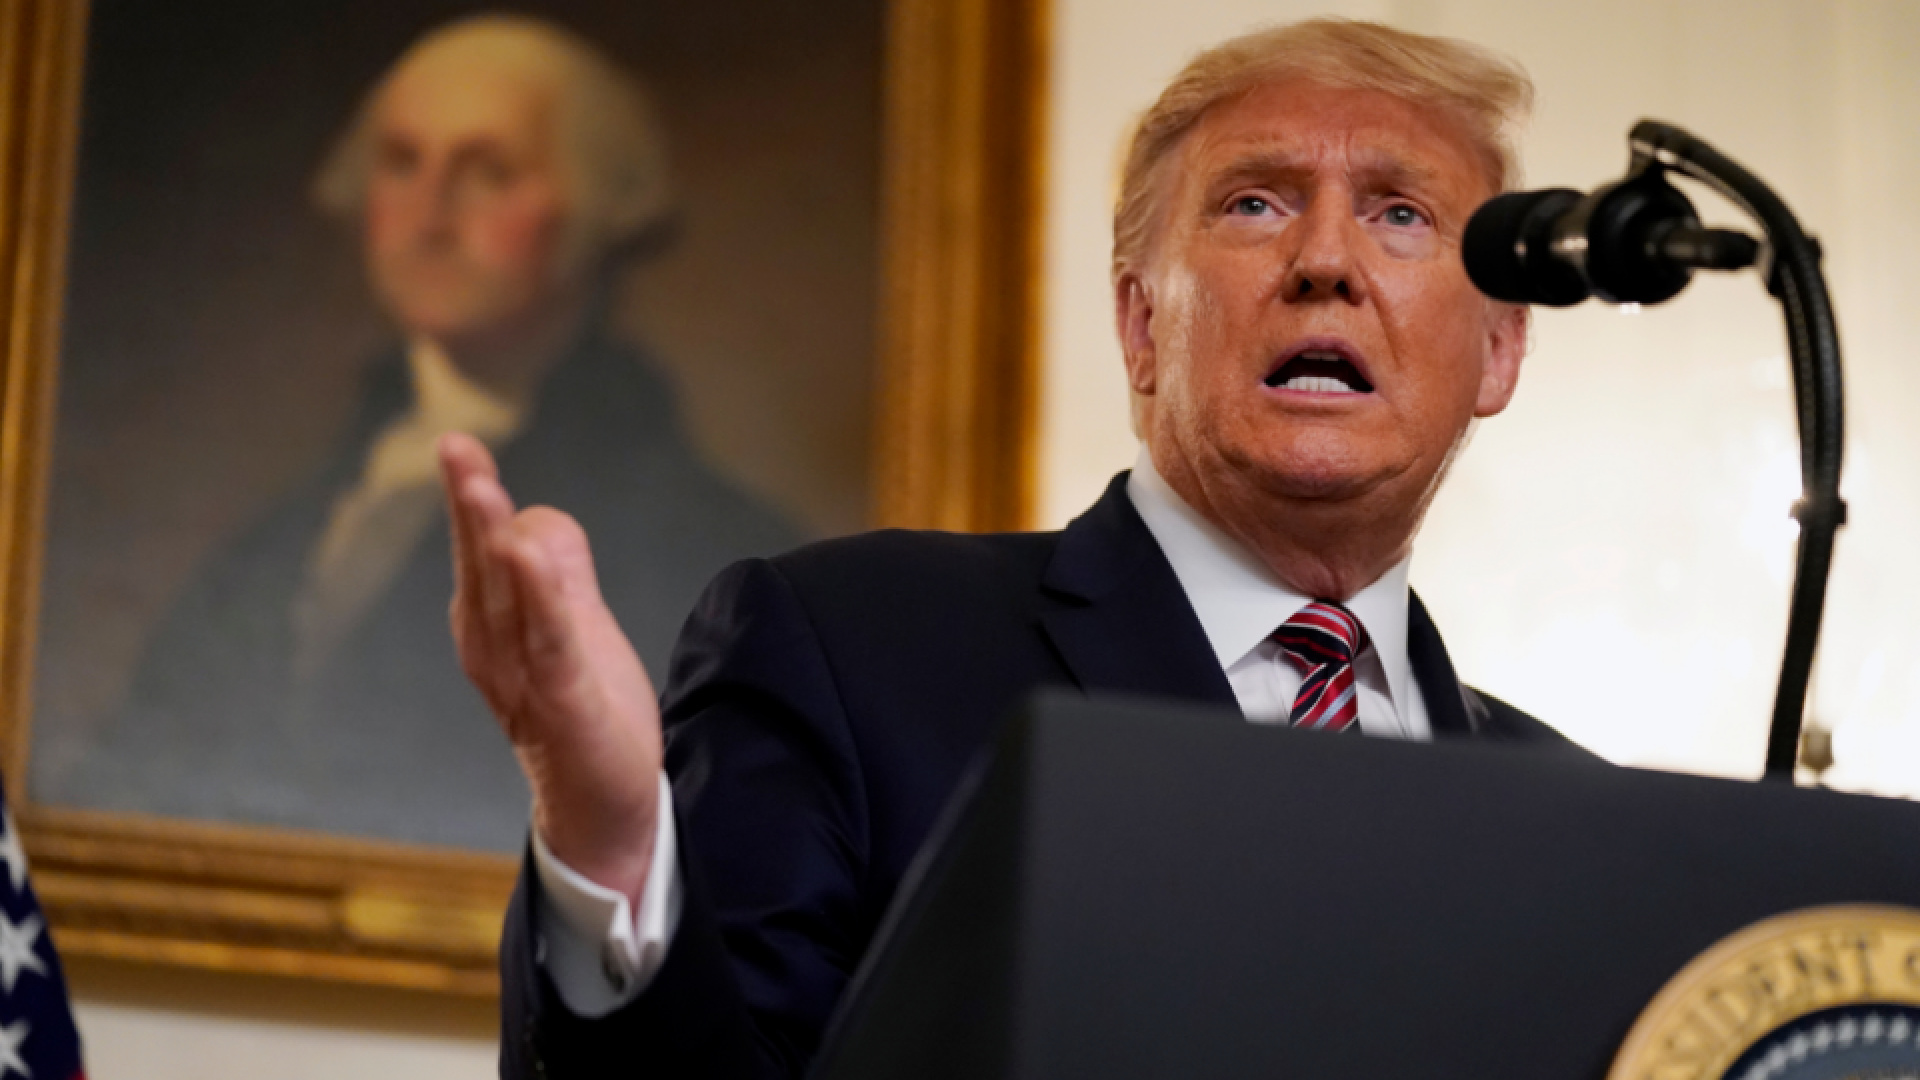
top-left (66, 0), bottom-right (1920, 1071)
top-left (1038, 0), bottom-right (1920, 790)
top-left (67, 959), bottom-right (496, 1077)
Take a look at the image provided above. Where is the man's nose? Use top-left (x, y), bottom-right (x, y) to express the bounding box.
top-left (406, 158), bottom-right (459, 241)
top-left (1280, 195), bottom-right (1364, 304)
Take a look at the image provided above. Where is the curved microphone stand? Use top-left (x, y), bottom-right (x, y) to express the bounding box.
top-left (1622, 121), bottom-right (1846, 780)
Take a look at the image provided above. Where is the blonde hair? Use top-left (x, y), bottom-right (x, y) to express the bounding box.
top-left (313, 15), bottom-right (672, 268)
top-left (1112, 18), bottom-right (1533, 279)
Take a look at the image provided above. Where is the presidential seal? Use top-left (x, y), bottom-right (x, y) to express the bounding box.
top-left (1609, 906), bottom-right (1920, 1080)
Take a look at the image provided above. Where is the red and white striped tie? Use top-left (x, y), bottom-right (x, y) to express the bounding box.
top-left (1272, 600), bottom-right (1368, 732)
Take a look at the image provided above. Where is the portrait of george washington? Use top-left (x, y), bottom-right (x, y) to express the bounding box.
top-left (31, 1), bottom-right (883, 852)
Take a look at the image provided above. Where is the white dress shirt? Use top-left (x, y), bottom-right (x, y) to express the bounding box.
top-left (530, 447), bottom-right (1430, 1014)
top-left (1126, 449), bottom-right (1431, 739)
top-left (530, 779), bottom-right (682, 1014)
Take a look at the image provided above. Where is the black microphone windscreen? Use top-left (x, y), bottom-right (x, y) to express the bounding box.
top-left (1463, 188), bottom-right (1588, 306)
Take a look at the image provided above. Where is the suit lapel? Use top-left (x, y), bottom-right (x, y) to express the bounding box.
top-left (1037, 475), bottom-right (1239, 711)
top-left (1036, 478), bottom-right (1496, 738)
top-left (1406, 591), bottom-right (1483, 738)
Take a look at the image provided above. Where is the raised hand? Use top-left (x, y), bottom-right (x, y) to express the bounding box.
top-left (438, 432), bottom-right (662, 900)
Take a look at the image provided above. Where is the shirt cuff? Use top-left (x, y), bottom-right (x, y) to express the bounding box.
top-left (529, 775), bottom-right (683, 1017)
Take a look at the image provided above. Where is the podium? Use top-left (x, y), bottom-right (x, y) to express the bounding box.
top-left (810, 693), bottom-right (1920, 1078)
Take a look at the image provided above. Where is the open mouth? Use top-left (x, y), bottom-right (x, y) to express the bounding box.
top-left (1263, 350), bottom-right (1375, 394)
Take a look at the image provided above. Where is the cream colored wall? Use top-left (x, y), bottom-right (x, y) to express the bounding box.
top-left (77, 1003), bottom-right (494, 1079)
top-left (1038, 0), bottom-right (1920, 791)
top-left (66, 0), bottom-right (1920, 1072)
top-left (66, 959), bottom-right (496, 1077)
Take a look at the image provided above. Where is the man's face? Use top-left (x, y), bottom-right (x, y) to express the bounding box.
top-left (1120, 79), bottom-right (1525, 515)
top-left (363, 55), bottom-right (572, 354)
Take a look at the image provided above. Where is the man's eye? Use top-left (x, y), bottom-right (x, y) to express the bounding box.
top-left (374, 141), bottom-right (419, 176)
top-left (1229, 195), bottom-right (1273, 216)
top-left (1383, 203), bottom-right (1428, 227)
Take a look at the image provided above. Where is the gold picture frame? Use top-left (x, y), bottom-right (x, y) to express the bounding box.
top-left (0, 0), bottom-right (1046, 996)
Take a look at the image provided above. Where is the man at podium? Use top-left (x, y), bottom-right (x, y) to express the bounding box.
top-left (437, 17), bottom-right (1586, 1078)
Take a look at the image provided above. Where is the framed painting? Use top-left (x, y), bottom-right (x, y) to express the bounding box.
top-left (0, 0), bottom-right (1045, 994)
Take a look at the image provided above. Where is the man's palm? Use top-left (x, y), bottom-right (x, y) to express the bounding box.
top-left (440, 433), bottom-right (662, 899)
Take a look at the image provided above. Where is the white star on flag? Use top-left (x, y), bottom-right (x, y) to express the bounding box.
top-left (0, 814), bottom-right (25, 894)
top-left (0, 914), bottom-right (45, 996)
top-left (0, 1019), bottom-right (28, 1078)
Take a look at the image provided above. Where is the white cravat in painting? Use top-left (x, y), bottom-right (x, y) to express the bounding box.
top-left (291, 339), bottom-right (526, 681)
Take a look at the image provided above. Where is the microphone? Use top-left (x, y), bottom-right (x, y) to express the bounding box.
top-left (1459, 119), bottom-right (1847, 782)
top-left (1463, 169), bottom-right (1759, 307)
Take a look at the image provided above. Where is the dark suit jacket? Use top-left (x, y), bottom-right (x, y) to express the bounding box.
top-left (58, 333), bottom-right (801, 851)
top-left (500, 473), bottom-right (1586, 1078)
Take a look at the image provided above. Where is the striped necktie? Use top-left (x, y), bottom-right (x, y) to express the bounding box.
top-left (1272, 600), bottom-right (1368, 732)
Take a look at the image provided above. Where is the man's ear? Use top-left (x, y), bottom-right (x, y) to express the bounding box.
top-left (1115, 270), bottom-right (1158, 396)
top-left (1472, 301), bottom-right (1527, 418)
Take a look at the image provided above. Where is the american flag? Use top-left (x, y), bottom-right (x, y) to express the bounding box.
top-left (0, 793), bottom-right (84, 1080)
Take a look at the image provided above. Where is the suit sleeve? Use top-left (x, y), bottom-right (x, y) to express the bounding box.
top-left (499, 557), bottom-right (872, 1079)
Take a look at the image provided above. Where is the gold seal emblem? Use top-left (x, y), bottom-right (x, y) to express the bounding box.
top-left (1608, 905), bottom-right (1920, 1080)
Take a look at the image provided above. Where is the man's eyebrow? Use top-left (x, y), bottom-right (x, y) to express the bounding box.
top-left (1204, 147), bottom-right (1447, 191)
top-left (1206, 149), bottom-right (1313, 186)
top-left (1348, 151), bottom-right (1445, 191)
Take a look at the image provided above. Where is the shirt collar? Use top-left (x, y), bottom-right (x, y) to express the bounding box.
top-left (1124, 446), bottom-right (1415, 716)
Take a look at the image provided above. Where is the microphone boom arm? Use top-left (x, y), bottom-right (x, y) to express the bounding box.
top-left (1626, 121), bottom-right (1846, 781)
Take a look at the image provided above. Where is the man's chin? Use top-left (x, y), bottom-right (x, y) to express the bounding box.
top-left (396, 308), bottom-right (500, 340)
top-left (382, 286), bottom-right (528, 340)
top-left (1259, 473), bottom-right (1379, 503)
top-left (1238, 454), bottom-right (1396, 504)
top-left (1224, 423), bottom-right (1419, 500)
